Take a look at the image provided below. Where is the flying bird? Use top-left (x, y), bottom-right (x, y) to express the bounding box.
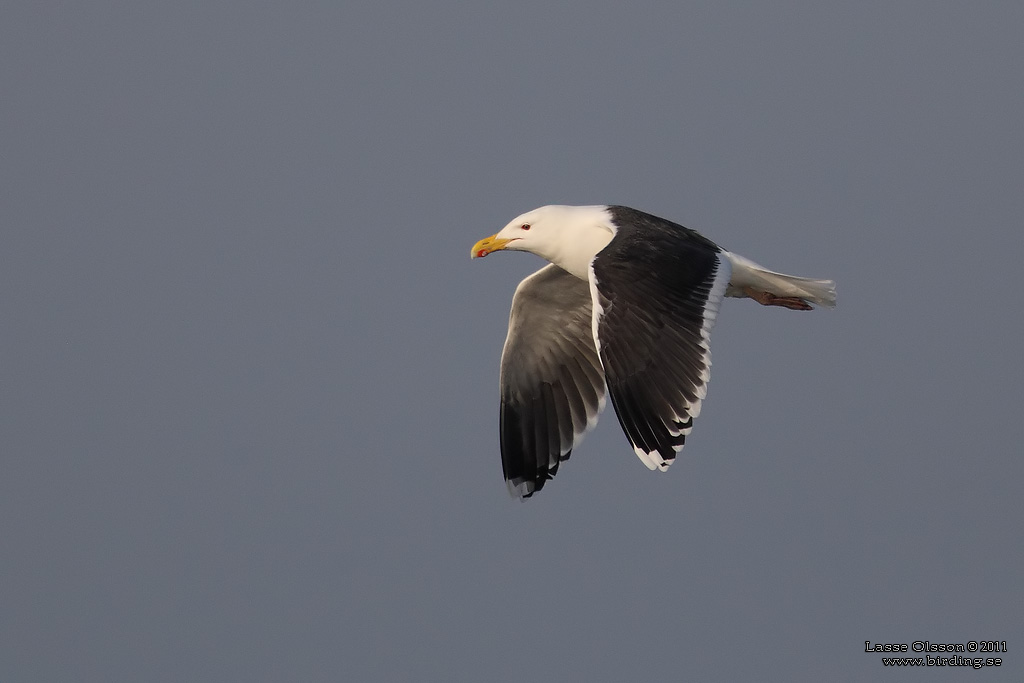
top-left (471, 205), bottom-right (836, 498)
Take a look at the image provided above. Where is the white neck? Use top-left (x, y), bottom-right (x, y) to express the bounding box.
top-left (533, 205), bottom-right (615, 280)
top-left (550, 226), bottom-right (614, 280)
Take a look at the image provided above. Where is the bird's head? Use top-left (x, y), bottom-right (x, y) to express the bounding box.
top-left (471, 205), bottom-right (613, 278)
top-left (470, 206), bottom-right (559, 260)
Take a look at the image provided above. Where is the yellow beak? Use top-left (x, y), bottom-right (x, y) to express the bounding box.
top-left (471, 234), bottom-right (513, 259)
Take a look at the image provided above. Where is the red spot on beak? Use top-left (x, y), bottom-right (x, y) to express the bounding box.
top-left (476, 249), bottom-right (488, 258)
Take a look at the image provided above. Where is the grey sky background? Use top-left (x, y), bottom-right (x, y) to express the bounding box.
top-left (3, 2), bottom-right (1022, 681)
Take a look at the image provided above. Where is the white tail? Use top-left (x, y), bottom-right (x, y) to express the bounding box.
top-left (723, 251), bottom-right (836, 308)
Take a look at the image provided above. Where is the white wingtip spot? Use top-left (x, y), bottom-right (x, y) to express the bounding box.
top-left (633, 446), bottom-right (659, 470)
top-left (633, 446), bottom-right (676, 472)
top-left (507, 480), bottom-right (534, 499)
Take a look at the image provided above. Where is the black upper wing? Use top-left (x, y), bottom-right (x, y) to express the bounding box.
top-left (590, 206), bottom-right (731, 470)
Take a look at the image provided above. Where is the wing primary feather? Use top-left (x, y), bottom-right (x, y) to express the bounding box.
top-left (498, 264), bottom-right (608, 497)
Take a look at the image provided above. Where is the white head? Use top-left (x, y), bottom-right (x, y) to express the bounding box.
top-left (470, 205), bottom-right (614, 279)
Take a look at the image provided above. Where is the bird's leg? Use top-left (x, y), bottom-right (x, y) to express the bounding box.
top-left (742, 286), bottom-right (813, 311)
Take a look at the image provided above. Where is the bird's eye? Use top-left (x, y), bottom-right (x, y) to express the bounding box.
top-left (520, 224), bottom-right (531, 231)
